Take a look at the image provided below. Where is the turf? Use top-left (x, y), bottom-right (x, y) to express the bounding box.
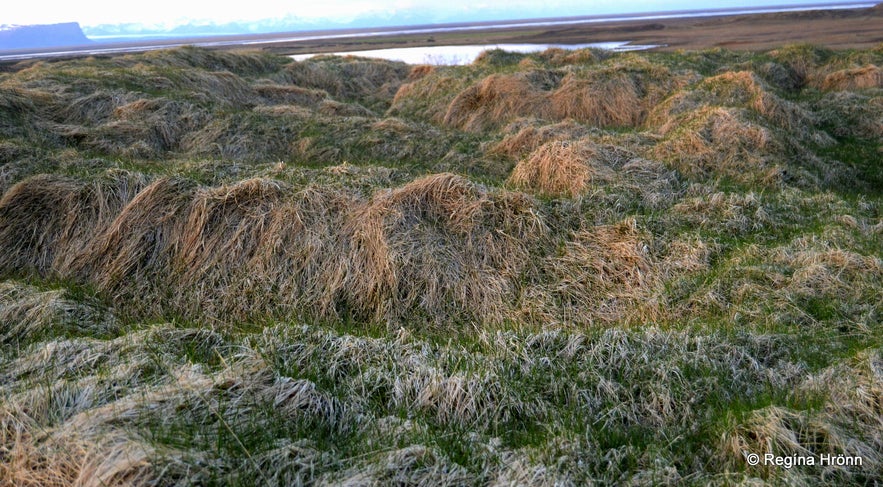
top-left (0, 44), bottom-right (880, 485)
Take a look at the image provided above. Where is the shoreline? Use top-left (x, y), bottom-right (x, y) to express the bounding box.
top-left (1, 2), bottom-right (881, 62)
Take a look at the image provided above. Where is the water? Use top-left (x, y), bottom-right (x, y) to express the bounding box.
top-left (291, 42), bottom-right (660, 65)
top-left (2, 2), bottom-right (874, 62)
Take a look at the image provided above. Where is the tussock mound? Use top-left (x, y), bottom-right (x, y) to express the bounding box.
top-left (333, 173), bottom-right (546, 323)
top-left (283, 56), bottom-right (410, 110)
top-left (768, 44), bottom-right (833, 88)
top-left (488, 119), bottom-right (593, 159)
top-left (170, 69), bottom-right (257, 108)
top-left (473, 48), bottom-right (528, 67)
top-left (547, 58), bottom-right (682, 128)
top-left (536, 47), bottom-right (599, 66)
top-left (135, 46), bottom-right (284, 77)
top-left (646, 71), bottom-right (845, 186)
top-left (400, 57), bottom-right (680, 131)
top-left (652, 107), bottom-right (788, 185)
top-left (388, 72), bottom-right (471, 123)
top-left (173, 179), bottom-right (350, 320)
top-left (442, 73), bottom-right (550, 132)
top-left (820, 64), bottom-right (883, 91)
top-left (253, 82), bottom-right (328, 106)
top-left (290, 115), bottom-right (454, 167)
top-left (544, 218), bottom-right (659, 324)
top-left (181, 112), bottom-right (296, 161)
top-left (550, 71), bottom-right (643, 127)
top-left (754, 61), bottom-right (807, 92)
top-left (507, 140), bottom-right (610, 197)
top-left (406, 64), bottom-right (435, 80)
top-left (72, 178), bottom-right (196, 311)
top-left (812, 91), bottom-right (883, 139)
top-left (83, 98), bottom-right (208, 158)
top-left (0, 171), bottom-right (548, 325)
top-left (318, 99), bottom-right (375, 117)
top-left (649, 71), bottom-right (812, 132)
top-left (0, 171), bottom-right (150, 276)
top-left (60, 90), bottom-right (137, 125)
top-left (0, 87), bottom-right (41, 138)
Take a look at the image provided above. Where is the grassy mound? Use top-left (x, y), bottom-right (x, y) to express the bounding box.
top-left (507, 140), bottom-right (609, 197)
top-left (1, 44), bottom-right (881, 485)
top-left (398, 55), bottom-right (682, 132)
top-left (820, 65), bottom-right (883, 91)
top-left (336, 173), bottom-right (544, 324)
top-left (442, 72), bottom-right (551, 132)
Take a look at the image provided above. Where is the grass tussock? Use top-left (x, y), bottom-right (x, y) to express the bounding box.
top-left (651, 107), bottom-right (789, 185)
top-left (442, 73), bottom-right (550, 132)
top-left (487, 119), bottom-right (593, 160)
top-left (0, 171), bottom-right (150, 275)
top-left (549, 70), bottom-right (645, 127)
top-left (820, 65), bottom-right (883, 91)
top-left (333, 173), bottom-right (546, 324)
top-left (542, 218), bottom-right (660, 324)
top-left (283, 55), bottom-right (410, 111)
top-left (1, 44), bottom-right (881, 486)
top-left (71, 177), bottom-right (197, 311)
top-left (507, 140), bottom-right (610, 197)
top-left (723, 350), bottom-right (883, 482)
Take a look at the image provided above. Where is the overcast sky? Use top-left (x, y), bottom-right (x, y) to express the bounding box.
top-left (2, 0), bottom-right (863, 27)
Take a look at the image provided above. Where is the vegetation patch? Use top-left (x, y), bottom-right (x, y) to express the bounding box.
top-left (0, 44), bottom-right (880, 485)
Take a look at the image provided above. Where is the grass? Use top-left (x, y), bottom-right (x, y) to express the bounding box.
top-left (0, 44), bottom-right (881, 485)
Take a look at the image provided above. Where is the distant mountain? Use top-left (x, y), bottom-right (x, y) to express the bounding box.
top-left (81, 9), bottom-right (549, 40)
top-left (0, 22), bottom-right (91, 50)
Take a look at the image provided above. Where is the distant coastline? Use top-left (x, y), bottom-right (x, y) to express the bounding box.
top-left (1, 2), bottom-right (881, 62)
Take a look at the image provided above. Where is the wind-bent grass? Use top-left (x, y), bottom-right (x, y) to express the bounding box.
top-left (0, 44), bottom-right (880, 485)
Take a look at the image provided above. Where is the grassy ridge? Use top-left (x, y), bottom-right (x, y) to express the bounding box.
top-left (0, 45), bottom-right (881, 485)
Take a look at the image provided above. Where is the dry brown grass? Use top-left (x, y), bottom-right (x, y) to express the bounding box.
top-left (722, 350), bottom-right (883, 481)
top-left (0, 281), bottom-right (117, 346)
top-left (317, 99), bottom-right (374, 117)
top-left (537, 47), bottom-right (598, 66)
top-left (283, 56), bottom-right (409, 110)
top-left (0, 170), bottom-right (552, 325)
top-left (549, 72), bottom-right (643, 127)
top-left (820, 65), bottom-right (883, 91)
top-left (651, 106), bottom-right (793, 186)
top-left (86, 98), bottom-right (208, 158)
top-left (252, 82), bottom-right (328, 106)
top-left (387, 72), bottom-right (471, 123)
top-left (70, 178), bottom-right (196, 312)
top-left (442, 73), bottom-right (550, 132)
top-left (406, 64), bottom-right (435, 80)
top-left (331, 173), bottom-right (546, 324)
top-left (507, 140), bottom-right (610, 197)
top-left (397, 57), bottom-right (683, 132)
top-left (536, 218), bottom-right (660, 324)
top-left (812, 91), bottom-right (883, 139)
top-left (0, 171), bottom-right (150, 276)
top-left (0, 430), bottom-right (153, 487)
top-left (487, 119), bottom-right (592, 160)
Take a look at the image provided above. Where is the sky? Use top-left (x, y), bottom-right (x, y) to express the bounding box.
top-left (1, 0), bottom-right (865, 28)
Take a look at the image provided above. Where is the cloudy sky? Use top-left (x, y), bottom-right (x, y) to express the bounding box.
top-left (2, 0), bottom-right (862, 27)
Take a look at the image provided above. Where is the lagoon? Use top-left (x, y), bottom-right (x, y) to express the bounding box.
top-left (290, 42), bottom-right (660, 65)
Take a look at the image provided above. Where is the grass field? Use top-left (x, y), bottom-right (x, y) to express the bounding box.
top-left (0, 44), bottom-right (881, 485)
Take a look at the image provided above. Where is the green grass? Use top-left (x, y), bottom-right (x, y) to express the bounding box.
top-left (1, 44), bottom-right (881, 485)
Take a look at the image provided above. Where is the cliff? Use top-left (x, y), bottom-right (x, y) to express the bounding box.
top-left (0, 22), bottom-right (91, 50)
